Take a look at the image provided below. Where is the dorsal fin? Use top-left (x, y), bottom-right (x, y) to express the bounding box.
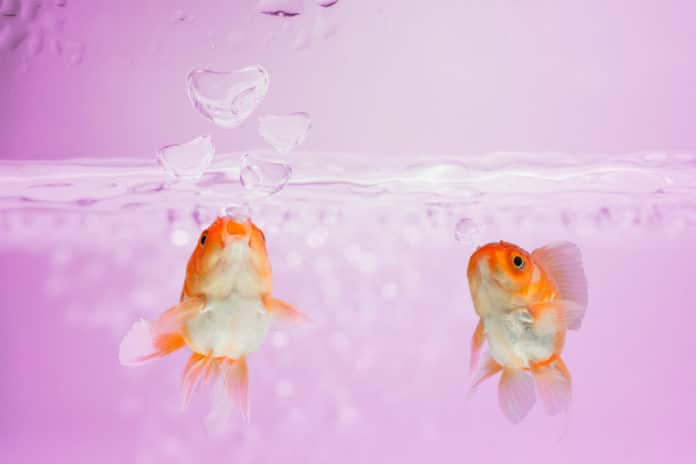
top-left (532, 242), bottom-right (588, 307)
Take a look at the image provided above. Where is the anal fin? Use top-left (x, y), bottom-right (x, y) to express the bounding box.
top-left (470, 319), bottom-right (485, 373)
top-left (468, 352), bottom-right (502, 399)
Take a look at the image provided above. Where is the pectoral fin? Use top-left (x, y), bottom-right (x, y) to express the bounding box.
top-left (262, 295), bottom-right (312, 325)
top-left (532, 242), bottom-right (588, 308)
top-left (530, 299), bottom-right (586, 332)
top-left (119, 296), bottom-right (205, 365)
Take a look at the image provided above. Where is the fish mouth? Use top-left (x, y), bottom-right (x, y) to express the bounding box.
top-left (223, 218), bottom-right (250, 244)
top-left (471, 254), bottom-right (508, 292)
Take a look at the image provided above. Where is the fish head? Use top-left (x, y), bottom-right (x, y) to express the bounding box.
top-left (467, 241), bottom-right (537, 305)
top-left (184, 216), bottom-right (271, 298)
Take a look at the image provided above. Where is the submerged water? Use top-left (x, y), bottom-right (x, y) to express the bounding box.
top-left (1, 151), bottom-right (695, 462)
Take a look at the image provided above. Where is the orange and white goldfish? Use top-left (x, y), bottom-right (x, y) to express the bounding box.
top-left (119, 216), bottom-right (307, 428)
top-left (467, 241), bottom-right (588, 423)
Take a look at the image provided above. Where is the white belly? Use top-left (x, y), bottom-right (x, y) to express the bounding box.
top-left (184, 295), bottom-right (271, 358)
top-left (483, 312), bottom-right (555, 369)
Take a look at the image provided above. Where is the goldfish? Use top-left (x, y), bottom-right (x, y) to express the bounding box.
top-left (467, 241), bottom-right (588, 423)
top-left (119, 216), bottom-right (307, 429)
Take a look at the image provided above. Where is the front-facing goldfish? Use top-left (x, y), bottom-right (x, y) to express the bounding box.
top-left (119, 216), bottom-right (307, 429)
top-left (467, 241), bottom-right (588, 423)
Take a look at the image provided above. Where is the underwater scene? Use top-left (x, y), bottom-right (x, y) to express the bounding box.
top-left (1, 1), bottom-right (695, 463)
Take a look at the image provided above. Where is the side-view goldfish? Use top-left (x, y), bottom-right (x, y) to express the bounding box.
top-left (467, 241), bottom-right (588, 423)
top-left (119, 216), bottom-right (307, 429)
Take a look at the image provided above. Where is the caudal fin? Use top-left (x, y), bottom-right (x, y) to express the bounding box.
top-left (181, 353), bottom-right (215, 410)
top-left (498, 368), bottom-right (537, 424)
top-left (119, 296), bottom-right (205, 366)
top-left (531, 355), bottom-right (572, 416)
top-left (204, 357), bottom-right (250, 436)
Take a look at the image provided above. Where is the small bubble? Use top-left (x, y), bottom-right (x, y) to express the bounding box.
top-left (25, 33), bottom-right (44, 56)
top-left (157, 135), bottom-right (215, 180)
top-left (256, 0), bottom-right (303, 17)
top-left (595, 207), bottom-right (611, 226)
top-left (62, 40), bottom-right (84, 65)
top-left (331, 332), bottom-right (351, 353)
top-left (337, 404), bottom-right (359, 427)
top-left (344, 244), bottom-right (378, 273)
top-left (381, 282), bottom-right (398, 299)
top-left (171, 9), bottom-right (187, 22)
top-left (0, 0), bottom-right (21, 17)
top-left (192, 204), bottom-right (216, 227)
top-left (258, 112), bottom-right (311, 153)
top-left (312, 9), bottom-right (341, 39)
top-left (239, 154), bottom-right (292, 198)
top-left (454, 218), bottom-right (482, 244)
top-left (186, 65), bottom-right (269, 128)
top-left (0, 23), bottom-right (29, 52)
top-left (286, 251), bottom-right (304, 268)
top-left (223, 203), bottom-right (251, 222)
top-left (44, 275), bottom-right (67, 296)
top-left (49, 38), bottom-right (61, 54)
top-left (306, 226), bottom-right (327, 248)
top-left (170, 228), bottom-right (191, 247)
top-left (402, 225), bottom-right (422, 245)
top-left (51, 248), bottom-right (72, 267)
top-left (291, 28), bottom-right (311, 50)
top-left (316, 0), bottom-right (339, 7)
top-left (274, 380), bottom-right (294, 398)
top-left (20, 0), bottom-right (41, 21)
top-left (271, 331), bottom-right (288, 348)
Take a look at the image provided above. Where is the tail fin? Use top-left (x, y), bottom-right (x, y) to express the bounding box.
top-left (498, 368), bottom-right (536, 424)
top-left (181, 353), bottom-right (215, 410)
top-left (179, 354), bottom-right (250, 435)
top-left (531, 355), bottom-right (572, 416)
top-left (119, 297), bottom-right (204, 366)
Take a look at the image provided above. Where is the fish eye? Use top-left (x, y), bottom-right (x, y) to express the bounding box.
top-left (512, 255), bottom-right (525, 269)
top-left (200, 232), bottom-right (208, 247)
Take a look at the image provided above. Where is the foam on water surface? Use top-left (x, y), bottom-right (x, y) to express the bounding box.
top-left (1, 151), bottom-right (695, 248)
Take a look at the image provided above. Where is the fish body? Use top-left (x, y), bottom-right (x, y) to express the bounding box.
top-left (119, 216), bottom-right (307, 430)
top-left (467, 241), bottom-right (587, 423)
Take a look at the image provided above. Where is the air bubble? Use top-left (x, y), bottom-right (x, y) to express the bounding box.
top-left (186, 66), bottom-right (269, 128)
top-left (258, 112), bottom-right (311, 153)
top-left (239, 154), bottom-right (292, 198)
top-left (157, 135), bottom-right (215, 180)
top-left (454, 218), bottom-right (482, 244)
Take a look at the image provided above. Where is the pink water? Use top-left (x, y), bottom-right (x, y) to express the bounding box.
top-left (1, 2), bottom-right (696, 463)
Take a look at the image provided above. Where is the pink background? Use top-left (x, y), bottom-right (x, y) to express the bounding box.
top-left (2, 0), bottom-right (696, 159)
top-left (1, 1), bottom-right (696, 463)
